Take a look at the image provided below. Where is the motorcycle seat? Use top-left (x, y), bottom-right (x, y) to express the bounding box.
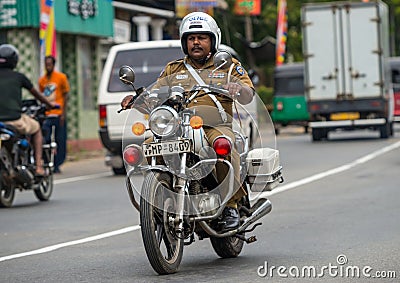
top-left (0, 122), bottom-right (23, 139)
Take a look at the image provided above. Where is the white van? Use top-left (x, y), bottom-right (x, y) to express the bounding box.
top-left (97, 40), bottom-right (258, 174)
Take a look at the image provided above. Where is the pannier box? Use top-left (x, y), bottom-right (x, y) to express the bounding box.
top-left (246, 148), bottom-right (281, 192)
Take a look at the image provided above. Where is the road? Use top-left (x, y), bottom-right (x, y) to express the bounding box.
top-left (1, 126), bottom-right (399, 282)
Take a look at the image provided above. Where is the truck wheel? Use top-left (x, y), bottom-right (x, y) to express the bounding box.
top-left (312, 128), bottom-right (328, 141)
top-left (312, 128), bottom-right (322, 141)
top-left (379, 122), bottom-right (390, 139)
top-left (322, 129), bottom-right (328, 139)
top-left (112, 166), bottom-right (126, 175)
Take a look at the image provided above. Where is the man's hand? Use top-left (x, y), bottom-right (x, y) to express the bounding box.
top-left (121, 95), bottom-right (134, 109)
top-left (46, 101), bottom-right (58, 110)
top-left (223, 82), bottom-right (254, 105)
top-left (223, 82), bottom-right (242, 99)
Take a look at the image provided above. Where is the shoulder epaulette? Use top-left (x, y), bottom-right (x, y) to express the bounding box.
top-left (168, 58), bottom-right (184, 65)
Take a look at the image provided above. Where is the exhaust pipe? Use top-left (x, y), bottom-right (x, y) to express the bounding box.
top-left (15, 165), bottom-right (34, 185)
top-left (240, 198), bottom-right (272, 231)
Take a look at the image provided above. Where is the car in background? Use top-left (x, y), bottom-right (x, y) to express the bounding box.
top-left (97, 40), bottom-right (258, 174)
top-left (271, 62), bottom-right (309, 134)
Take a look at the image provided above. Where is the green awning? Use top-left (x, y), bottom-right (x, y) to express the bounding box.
top-left (1, 0), bottom-right (113, 37)
top-left (0, 0), bottom-right (40, 28)
top-left (55, 0), bottom-right (114, 37)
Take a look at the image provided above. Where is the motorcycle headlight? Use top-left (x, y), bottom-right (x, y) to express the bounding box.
top-left (149, 106), bottom-right (179, 137)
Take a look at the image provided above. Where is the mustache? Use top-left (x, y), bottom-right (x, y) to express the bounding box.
top-left (191, 46), bottom-right (203, 51)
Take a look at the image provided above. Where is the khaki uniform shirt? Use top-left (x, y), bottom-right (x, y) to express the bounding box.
top-left (157, 56), bottom-right (254, 127)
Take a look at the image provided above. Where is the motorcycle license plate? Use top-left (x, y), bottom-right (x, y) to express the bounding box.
top-left (143, 139), bottom-right (192, 157)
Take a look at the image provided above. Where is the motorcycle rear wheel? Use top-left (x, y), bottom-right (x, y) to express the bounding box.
top-left (210, 234), bottom-right (244, 258)
top-left (34, 170), bottom-right (53, 201)
top-left (140, 171), bottom-right (184, 275)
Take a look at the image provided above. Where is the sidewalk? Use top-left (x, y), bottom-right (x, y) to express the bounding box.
top-left (53, 149), bottom-right (110, 180)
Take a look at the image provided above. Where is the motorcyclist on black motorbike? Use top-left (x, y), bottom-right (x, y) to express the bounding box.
top-left (0, 44), bottom-right (56, 176)
top-left (121, 12), bottom-right (255, 231)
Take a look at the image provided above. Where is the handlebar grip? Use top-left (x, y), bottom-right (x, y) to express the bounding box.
top-left (208, 86), bottom-right (230, 96)
top-left (117, 98), bottom-right (135, 113)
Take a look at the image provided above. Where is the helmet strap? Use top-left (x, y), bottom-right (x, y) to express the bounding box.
top-left (191, 52), bottom-right (212, 67)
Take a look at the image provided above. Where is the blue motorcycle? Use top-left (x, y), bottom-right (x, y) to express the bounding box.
top-left (0, 99), bottom-right (57, 207)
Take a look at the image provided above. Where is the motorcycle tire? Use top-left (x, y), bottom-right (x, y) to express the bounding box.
top-left (140, 171), bottom-right (184, 275)
top-left (0, 174), bottom-right (15, 208)
top-left (210, 234), bottom-right (244, 258)
top-left (34, 171), bottom-right (53, 201)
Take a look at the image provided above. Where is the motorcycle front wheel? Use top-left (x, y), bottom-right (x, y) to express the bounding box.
top-left (140, 171), bottom-right (184, 275)
top-left (0, 170), bottom-right (15, 208)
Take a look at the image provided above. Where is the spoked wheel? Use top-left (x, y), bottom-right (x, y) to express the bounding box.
top-left (34, 168), bottom-right (53, 201)
top-left (0, 170), bottom-right (15, 208)
top-left (210, 234), bottom-right (244, 258)
top-left (140, 172), bottom-right (184, 275)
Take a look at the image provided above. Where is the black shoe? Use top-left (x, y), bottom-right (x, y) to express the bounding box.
top-left (220, 207), bottom-right (240, 232)
top-left (53, 168), bottom-right (61, 174)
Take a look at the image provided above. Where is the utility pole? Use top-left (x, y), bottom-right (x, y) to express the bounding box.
top-left (244, 15), bottom-right (256, 69)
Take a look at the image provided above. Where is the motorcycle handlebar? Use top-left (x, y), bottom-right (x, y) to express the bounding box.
top-left (117, 84), bottom-right (234, 113)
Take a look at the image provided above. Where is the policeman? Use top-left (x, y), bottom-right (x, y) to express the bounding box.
top-left (121, 12), bottom-right (255, 231)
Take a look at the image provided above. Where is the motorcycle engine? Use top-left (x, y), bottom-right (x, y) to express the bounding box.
top-left (192, 192), bottom-right (221, 216)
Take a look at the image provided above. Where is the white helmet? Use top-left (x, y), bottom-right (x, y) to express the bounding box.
top-left (179, 12), bottom-right (221, 55)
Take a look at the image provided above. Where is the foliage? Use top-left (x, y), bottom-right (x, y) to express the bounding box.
top-left (256, 85), bottom-right (273, 105)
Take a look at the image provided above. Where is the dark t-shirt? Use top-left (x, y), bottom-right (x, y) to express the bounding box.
top-left (0, 68), bottom-right (33, 121)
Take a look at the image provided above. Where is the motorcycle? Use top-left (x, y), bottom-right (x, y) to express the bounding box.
top-left (119, 51), bottom-right (283, 274)
top-left (0, 99), bottom-right (57, 207)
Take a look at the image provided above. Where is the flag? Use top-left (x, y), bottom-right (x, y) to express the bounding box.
top-left (276, 0), bottom-right (287, 65)
top-left (39, 0), bottom-right (56, 74)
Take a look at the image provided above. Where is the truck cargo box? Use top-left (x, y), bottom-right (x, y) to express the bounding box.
top-left (301, 1), bottom-right (393, 140)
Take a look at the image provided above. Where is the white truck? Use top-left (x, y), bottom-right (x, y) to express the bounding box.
top-left (301, 0), bottom-right (394, 141)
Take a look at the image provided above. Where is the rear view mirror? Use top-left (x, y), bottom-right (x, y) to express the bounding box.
top-left (213, 50), bottom-right (233, 70)
top-left (119, 65), bottom-right (135, 85)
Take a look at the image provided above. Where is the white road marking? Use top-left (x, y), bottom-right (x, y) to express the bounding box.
top-left (256, 140), bottom-right (400, 198)
top-left (1, 140), bottom-right (400, 262)
top-left (0, 226), bottom-right (140, 262)
top-left (54, 172), bottom-right (112, 185)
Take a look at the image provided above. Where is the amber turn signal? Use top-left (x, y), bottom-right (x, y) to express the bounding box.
top-left (190, 116), bottom-right (203, 129)
top-left (131, 122), bottom-right (146, 136)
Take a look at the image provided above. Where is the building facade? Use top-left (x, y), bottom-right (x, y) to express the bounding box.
top-left (0, 0), bottom-right (114, 149)
top-left (0, 0), bottom-right (178, 150)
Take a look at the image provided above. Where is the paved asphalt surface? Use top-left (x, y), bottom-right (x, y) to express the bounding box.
top-left (0, 125), bottom-right (399, 282)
